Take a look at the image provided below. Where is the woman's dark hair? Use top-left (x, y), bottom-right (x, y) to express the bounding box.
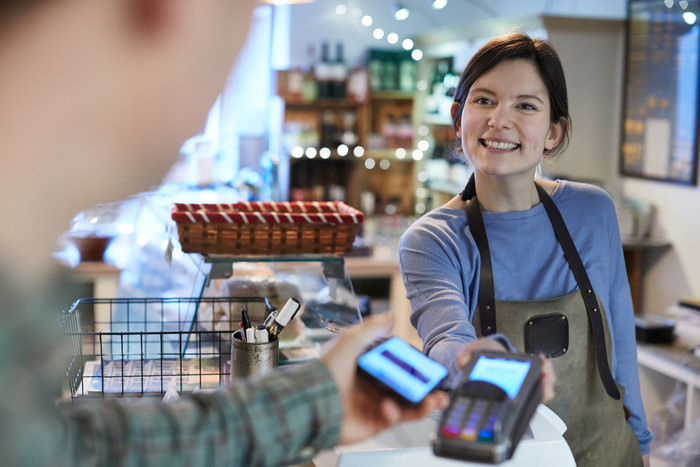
top-left (452, 33), bottom-right (571, 157)
top-left (1, 2), bottom-right (42, 25)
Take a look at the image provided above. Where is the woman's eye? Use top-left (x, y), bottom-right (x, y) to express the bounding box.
top-left (518, 103), bottom-right (537, 111)
top-left (473, 97), bottom-right (492, 105)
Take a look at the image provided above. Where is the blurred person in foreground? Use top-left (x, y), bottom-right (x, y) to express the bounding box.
top-left (0, 1), bottom-right (554, 466)
top-left (0, 1), bottom-right (450, 466)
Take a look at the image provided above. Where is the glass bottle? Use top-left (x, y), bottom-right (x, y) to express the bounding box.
top-left (302, 44), bottom-right (318, 102)
top-left (331, 42), bottom-right (348, 99)
top-left (315, 41), bottom-right (332, 99)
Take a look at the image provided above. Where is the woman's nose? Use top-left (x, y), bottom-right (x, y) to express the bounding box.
top-left (488, 105), bottom-right (511, 129)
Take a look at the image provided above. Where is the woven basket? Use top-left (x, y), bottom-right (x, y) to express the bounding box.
top-left (171, 201), bottom-right (364, 256)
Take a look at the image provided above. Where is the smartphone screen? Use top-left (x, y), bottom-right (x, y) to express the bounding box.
top-left (468, 355), bottom-right (531, 398)
top-left (357, 337), bottom-right (448, 405)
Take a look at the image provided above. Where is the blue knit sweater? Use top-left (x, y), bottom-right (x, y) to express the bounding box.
top-left (399, 179), bottom-right (652, 454)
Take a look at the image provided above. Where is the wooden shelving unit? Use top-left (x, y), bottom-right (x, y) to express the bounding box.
top-left (280, 87), bottom-right (418, 215)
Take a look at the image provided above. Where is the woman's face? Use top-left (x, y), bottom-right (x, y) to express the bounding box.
top-left (453, 59), bottom-right (563, 181)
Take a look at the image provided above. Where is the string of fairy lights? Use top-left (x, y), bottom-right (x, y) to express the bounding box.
top-left (334, 3), bottom-right (427, 61)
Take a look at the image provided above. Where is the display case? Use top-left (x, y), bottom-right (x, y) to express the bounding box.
top-left (62, 253), bottom-right (366, 400)
top-left (195, 254), bottom-right (363, 338)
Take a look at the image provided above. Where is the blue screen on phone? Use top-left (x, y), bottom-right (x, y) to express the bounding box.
top-left (469, 356), bottom-right (531, 398)
top-left (358, 337), bottom-right (448, 404)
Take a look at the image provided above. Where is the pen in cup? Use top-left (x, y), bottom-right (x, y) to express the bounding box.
top-left (255, 325), bottom-right (269, 343)
top-left (245, 327), bottom-right (257, 343)
top-left (241, 308), bottom-right (252, 331)
top-left (267, 297), bottom-right (301, 339)
top-left (263, 308), bottom-right (277, 328)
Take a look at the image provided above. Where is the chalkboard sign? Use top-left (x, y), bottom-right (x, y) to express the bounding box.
top-left (620, 0), bottom-right (699, 185)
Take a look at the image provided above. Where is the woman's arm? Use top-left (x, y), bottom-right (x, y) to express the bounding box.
top-left (398, 214), bottom-right (481, 379)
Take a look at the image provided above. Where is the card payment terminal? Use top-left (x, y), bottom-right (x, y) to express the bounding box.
top-left (432, 351), bottom-right (542, 463)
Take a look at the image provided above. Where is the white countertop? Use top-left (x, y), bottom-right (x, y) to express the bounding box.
top-left (313, 404), bottom-right (575, 466)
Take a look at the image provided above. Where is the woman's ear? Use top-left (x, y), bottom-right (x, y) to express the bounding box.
top-left (544, 118), bottom-right (565, 151)
top-left (451, 102), bottom-right (462, 137)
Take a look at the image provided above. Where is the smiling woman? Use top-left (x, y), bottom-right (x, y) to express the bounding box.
top-left (399, 32), bottom-right (651, 467)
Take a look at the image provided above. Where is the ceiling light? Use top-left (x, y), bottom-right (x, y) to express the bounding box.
top-left (394, 3), bottom-right (410, 20)
top-left (430, 0), bottom-right (448, 9)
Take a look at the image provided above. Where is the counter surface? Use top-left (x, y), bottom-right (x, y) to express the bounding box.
top-left (313, 404), bottom-right (575, 467)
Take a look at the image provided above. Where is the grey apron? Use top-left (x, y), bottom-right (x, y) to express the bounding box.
top-left (461, 176), bottom-right (642, 466)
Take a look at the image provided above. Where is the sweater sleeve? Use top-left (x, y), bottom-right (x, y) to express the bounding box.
top-left (398, 211), bottom-right (481, 382)
top-left (603, 200), bottom-right (653, 455)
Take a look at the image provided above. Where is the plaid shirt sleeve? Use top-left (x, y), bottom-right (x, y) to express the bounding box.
top-left (59, 360), bottom-right (343, 467)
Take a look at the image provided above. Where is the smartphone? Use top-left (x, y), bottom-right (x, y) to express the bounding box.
top-left (357, 336), bottom-right (448, 406)
top-left (432, 351), bottom-right (542, 463)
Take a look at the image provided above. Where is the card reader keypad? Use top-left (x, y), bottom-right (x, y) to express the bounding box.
top-left (441, 396), bottom-right (501, 442)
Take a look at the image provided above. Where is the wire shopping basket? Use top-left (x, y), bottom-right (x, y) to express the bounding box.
top-left (61, 296), bottom-right (269, 399)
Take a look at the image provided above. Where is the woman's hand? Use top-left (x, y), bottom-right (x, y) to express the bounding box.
top-left (457, 337), bottom-right (556, 403)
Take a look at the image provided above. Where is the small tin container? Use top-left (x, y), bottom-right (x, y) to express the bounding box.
top-left (231, 329), bottom-right (279, 379)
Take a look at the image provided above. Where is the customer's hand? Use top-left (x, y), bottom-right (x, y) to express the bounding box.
top-left (320, 314), bottom-right (449, 445)
top-left (456, 337), bottom-right (557, 403)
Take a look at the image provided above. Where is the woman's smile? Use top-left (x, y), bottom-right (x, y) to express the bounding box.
top-left (479, 139), bottom-right (521, 151)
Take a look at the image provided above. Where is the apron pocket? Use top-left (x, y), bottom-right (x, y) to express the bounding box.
top-left (525, 313), bottom-right (569, 358)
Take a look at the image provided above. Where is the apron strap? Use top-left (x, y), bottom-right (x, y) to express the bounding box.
top-left (462, 174), bottom-right (621, 400)
top-left (461, 176), bottom-right (497, 336)
top-left (534, 183), bottom-right (620, 400)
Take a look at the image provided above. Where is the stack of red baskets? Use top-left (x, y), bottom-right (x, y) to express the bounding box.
top-left (171, 201), bottom-right (364, 256)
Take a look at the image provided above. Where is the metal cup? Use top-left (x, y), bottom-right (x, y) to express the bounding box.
top-left (230, 329), bottom-right (279, 379)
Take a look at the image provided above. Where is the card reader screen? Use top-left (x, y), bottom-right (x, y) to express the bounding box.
top-left (358, 337), bottom-right (448, 404)
top-left (469, 356), bottom-right (531, 398)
